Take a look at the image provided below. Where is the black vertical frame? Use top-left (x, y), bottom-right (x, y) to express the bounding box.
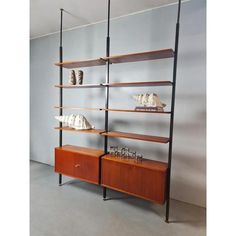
top-left (165, 0), bottom-right (181, 223)
top-left (59, 8), bottom-right (64, 186)
top-left (103, 0), bottom-right (111, 200)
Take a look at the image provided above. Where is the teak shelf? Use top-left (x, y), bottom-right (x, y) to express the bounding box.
top-left (54, 0), bottom-right (182, 223)
top-left (55, 127), bottom-right (105, 134)
top-left (55, 81), bottom-right (172, 88)
top-left (101, 131), bottom-right (170, 143)
top-left (102, 108), bottom-right (171, 114)
top-left (55, 106), bottom-right (171, 114)
top-left (55, 58), bottom-right (106, 69)
top-left (54, 106), bottom-right (102, 111)
top-left (55, 127), bottom-right (170, 143)
top-left (103, 81), bottom-right (173, 87)
top-left (55, 84), bottom-right (103, 88)
top-left (103, 49), bottom-right (174, 64)
top-left (55, 49), bottom-right (174, 69)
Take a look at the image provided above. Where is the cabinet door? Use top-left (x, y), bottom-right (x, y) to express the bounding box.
top-left (55, 149), bottom-right (75, 177)
top-left (102, 159), bottom-right (167, 204)
top-left (136, 167), bottom-right (166, 204)
top-left (73, 154), bottom-right (99, 184)
top-left (55, 148), bottom-right (100, 184)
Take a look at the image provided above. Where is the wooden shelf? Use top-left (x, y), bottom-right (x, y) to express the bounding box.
top-left (102, 108), bottom-right (171, 114)
top-left (103, 81), bottom-right (172, 87)
top-left (55, 81), bottom-right (172, 88)
top-left (54, 49), bottom-right (174, 69)
top-left (55, 84), bottom-right (103, 88)
top-left (55, 128), bottom-right (169, 143)
top-left (103, 49), bottom-right (174, 64)
top-left (54, 106), bottom-right (102, 111)
top-left (55, 127), bottom-right (105, 134)
top-left (55, 58), bottom-right (106, 69)
top-left (103, 154), bottom-right (168, 172)
top-left (54, 106), bottom-right (170, 114)
top-left (101, 131), bottom-right (169, 143)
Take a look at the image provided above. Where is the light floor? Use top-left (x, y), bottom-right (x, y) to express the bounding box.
top-left (30, 161), bottom-right (206, 236)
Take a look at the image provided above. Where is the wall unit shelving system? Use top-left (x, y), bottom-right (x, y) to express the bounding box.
top-left (54, 0), bottom-right (181, 223)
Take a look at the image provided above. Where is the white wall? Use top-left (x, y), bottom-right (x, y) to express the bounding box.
top-left (30, 0), bottom-right (206, 207)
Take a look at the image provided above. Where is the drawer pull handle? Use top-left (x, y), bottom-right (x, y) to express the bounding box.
top-left (75, 164), bottom-right (80, 168)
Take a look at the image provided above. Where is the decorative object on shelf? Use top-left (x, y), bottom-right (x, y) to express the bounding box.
top-left (133, 93), bottom-right (166, 112)
top-left (77, 70), bottom-right (84, 85)
top-left (68, 114), bottom-right (76, 127)
top-left (109, 146), bottom-right (143, 161)
top-left (55, 114), bottom-right (95, 130)
top-left (136, 154), bottom-right (143, 161)
top-left (109, 146), bottom-right (118, 156)
top-left (69, 70), bottom-right (76, 85)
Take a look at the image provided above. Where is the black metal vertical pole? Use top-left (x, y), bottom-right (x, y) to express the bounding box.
top-left (59, 8), bottom-right (64, 186)
top-left (165, 0), bottom-right (181, 223)
top-left (103, 0), bottom-right (111, 200)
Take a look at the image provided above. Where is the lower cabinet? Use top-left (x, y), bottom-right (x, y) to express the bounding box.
top-left (55, 145), bottom-right (104, 185)
top-left (102, 155), bottom-right (168, 204)
top-left (55, 146), bottom-right (168, 204)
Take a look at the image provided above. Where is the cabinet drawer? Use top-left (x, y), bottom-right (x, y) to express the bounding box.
top-left (55, 145), bottom-right (104, 185)
top-left (102, 157), bottom-right (167, 204)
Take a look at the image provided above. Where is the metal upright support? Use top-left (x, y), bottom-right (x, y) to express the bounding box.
top-left (165, 0), bottom-right (181, 223)
top-left (59, 8), bottom-right (64, 186)
top-left (104, 0), bottom-right (111, 152)
top-left (103, 0), bottom-right (111, 200)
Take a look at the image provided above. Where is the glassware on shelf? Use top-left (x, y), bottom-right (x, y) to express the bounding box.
top-left (131, 151), bottom-right (137, 159)
top-left (114, 146), bottom-right (119, 157)
top-left (136, 154), bottom-right (143, 162)
top-left (120, 147), bottom-right (126, 158)
top-left (109, 146), bottom-right (115, 156)
top-left (127, 150), bottom-right (133, 158)
top-left (110, 145), bottom-right (143, 161)
top-left (124, 147), bottom-right (129, 158)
